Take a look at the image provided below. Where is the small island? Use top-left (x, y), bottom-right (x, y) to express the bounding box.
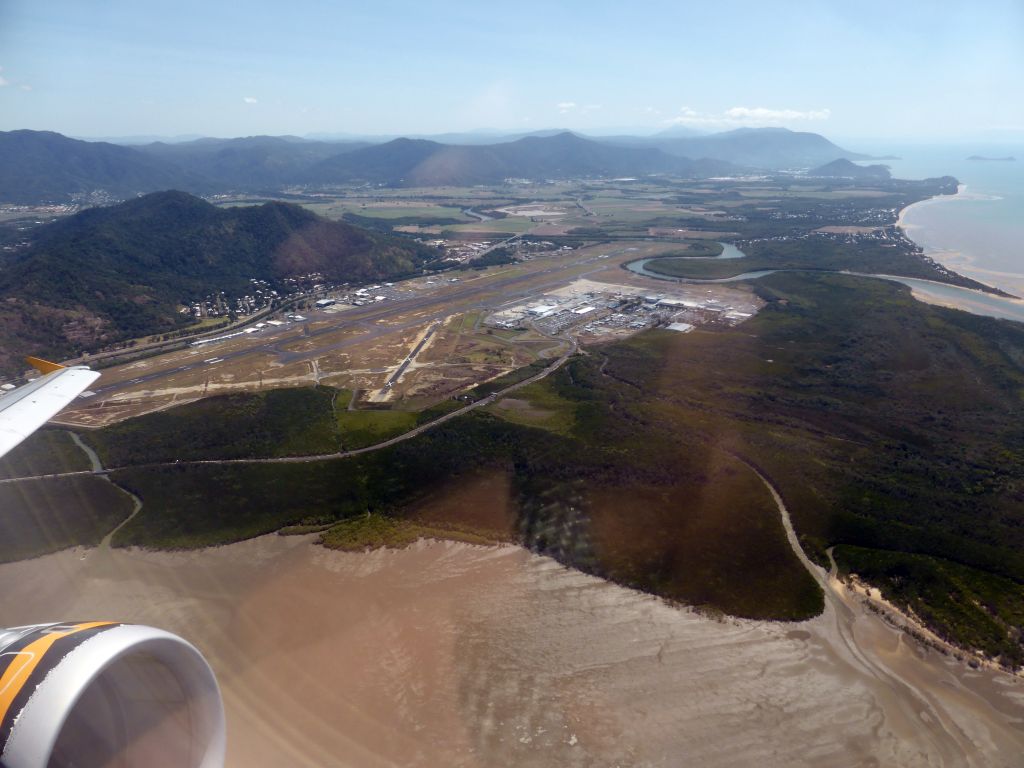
top-left (967, 155), bottom-right (1016, 162)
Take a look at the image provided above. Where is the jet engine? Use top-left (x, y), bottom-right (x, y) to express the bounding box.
top-left (0, 622), bottom-right (225, 768)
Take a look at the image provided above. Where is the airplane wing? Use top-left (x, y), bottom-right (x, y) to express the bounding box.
top-left (0, 357), bottom-right (100, 460)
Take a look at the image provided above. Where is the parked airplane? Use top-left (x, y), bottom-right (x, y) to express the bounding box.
top-left (0, 358), bottom-right (225, 768)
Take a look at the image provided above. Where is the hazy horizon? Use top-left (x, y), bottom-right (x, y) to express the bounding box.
top-left (1, 0), bottom-right (1021, 143)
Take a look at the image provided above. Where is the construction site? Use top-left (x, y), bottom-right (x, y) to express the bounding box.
top-left (52, 242), bottom-right (762, 429)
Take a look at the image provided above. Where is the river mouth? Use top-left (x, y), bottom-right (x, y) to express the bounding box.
top-left (625, 254), bottom-right (1024, 324)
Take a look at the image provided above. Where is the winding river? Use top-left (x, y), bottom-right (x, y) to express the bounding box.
top-left (626, 243), bottom-right (1024, 324)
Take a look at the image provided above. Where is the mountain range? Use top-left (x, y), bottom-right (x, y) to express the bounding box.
top-left (302, 132), bottom-right (731, 186)
top-left (0, 191), bottom-right (442, 375)
top-left (0, 128), bottom-right (867, 204)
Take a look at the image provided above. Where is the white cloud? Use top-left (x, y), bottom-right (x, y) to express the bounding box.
top-left (243, 96), bottom-right (258, 104)
top-left (666, 105), bottom-right (831, 128)
top-left (724, 106), bottom-right (831, 122)
top-left (557, 101), bottom-right (577, 114)
top-left (582, 103), bottom-right (602, 113)
top-left (19, 84), bottom-right (31, 92)
top-left (0, 73), bottom-right (7, 87)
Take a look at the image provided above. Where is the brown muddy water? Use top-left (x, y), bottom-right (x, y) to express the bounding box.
top-left (0, 536), bottom-right (1021, 767)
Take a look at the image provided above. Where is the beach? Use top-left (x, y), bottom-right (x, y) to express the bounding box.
top-left (0, 535), bottom-right (1021, 767)
top-left (898, 187), bottom-right (1024, 299)
top-left (887, 145), bottom-right (1024, 301)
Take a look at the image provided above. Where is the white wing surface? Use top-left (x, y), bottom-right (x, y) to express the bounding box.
top-left (0, 360), bottom-right (100, 459)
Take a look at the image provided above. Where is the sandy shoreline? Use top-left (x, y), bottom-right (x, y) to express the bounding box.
top-left (897, 185), bottom-right (1024, 299)
top-left (0, 536), bottom-right (1021, 767)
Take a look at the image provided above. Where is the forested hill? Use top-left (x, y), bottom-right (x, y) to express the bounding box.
top-left (809, 158), bottom-right (892, 180)
top-left (644, 127), bottom-right (869, 168)
top-left (304, 132), bottom-right (733, 186)
top-left (0, 130), bottom-right (201, 203)
top-left (0, 128), bottom-right (871, 203)
top-left (0, 191), bottom-right (442, 376)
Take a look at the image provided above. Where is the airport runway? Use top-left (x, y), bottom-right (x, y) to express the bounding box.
top-left (88, 249), bottom-right (632, 399)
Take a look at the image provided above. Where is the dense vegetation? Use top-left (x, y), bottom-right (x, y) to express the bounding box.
top-left (134, 135), bottom-right (370, 189)
top-left (0, 191), bottom-right (443, 375)
top-left (303, 133), bottom-right (729, 187)
top-left (95, 358), bottom-right (821, 620)
top-left (601, 272), bottom-right (1024, 664)
top-left (625, 273), bottom-right (1024, 579)
top-left (0, 130), bottom-right (199, 204)
top-left (84, 387), bottom-right (341, 466)
top-left (640, 126), bottom-right (866, 168)
top-left (0, 477), bottom-right (134, 563)
top-left (6, 268), bottom-right (1024, 655)
top-left (834, 546), bottom-right (1024, 667)
top-left (320, 514), bottom-right (505, 551)
top-left (639, 234), bottom-right (992, 292)
top-left (0, 128), bottom-right (863, 204)
top-left (0, 429), bottom-right (90, 480)
top-left (470, 247), bottom-right (517, 269)
top-left (810, 158), bottom-right (891, 180)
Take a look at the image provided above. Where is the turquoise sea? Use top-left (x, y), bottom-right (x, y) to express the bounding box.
top-left (858, 143), bottom-right (1024, 296)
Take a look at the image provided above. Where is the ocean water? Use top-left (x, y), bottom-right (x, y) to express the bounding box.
top-left (858, 143), bottom-right (1024, 296)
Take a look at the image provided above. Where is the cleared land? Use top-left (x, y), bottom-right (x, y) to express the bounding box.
top-left (51, 239), bottom-right (749, 427)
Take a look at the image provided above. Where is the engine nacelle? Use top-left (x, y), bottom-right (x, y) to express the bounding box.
top-left (0, 622), bottom-right (225, 768)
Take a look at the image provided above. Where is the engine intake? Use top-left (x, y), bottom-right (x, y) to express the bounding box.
top-left (0, 622), bottom-right (224, 768)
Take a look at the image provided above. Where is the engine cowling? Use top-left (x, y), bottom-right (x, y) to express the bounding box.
top-left (0, 622), bottom-right (225, 768)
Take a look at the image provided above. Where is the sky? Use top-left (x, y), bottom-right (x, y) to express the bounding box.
top-left (0, 0), bottom-right (1021, 142)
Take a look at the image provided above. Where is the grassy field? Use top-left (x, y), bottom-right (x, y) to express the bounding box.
top-left (0, 477), bottom-right (134, 562)
top-left (486, 382), bottom-right (576, 434)
top-left (464, 359), bottom-right (551, 400)
top-left (0, 429), bottom-right (90, 479)
top-left (336, 409), bottom-right (418, 450)
top-left (304, 202), bottom-right (474, 222)
top-left (320, 514), bottom-right (505, 551)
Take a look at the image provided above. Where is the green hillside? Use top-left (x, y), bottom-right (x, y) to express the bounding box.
top-left (0, 191), bottom-right (443, 374)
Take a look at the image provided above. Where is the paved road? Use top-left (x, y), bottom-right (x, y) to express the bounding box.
top-left (88, 247), bottom-right (626, 400)
top-left (1, 335), bottom-right (578, 484)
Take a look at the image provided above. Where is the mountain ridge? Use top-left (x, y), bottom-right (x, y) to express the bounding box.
top-left (0, 127), bottom-right (871, 203)
top-left (0, 191), bottom-right (442, 374)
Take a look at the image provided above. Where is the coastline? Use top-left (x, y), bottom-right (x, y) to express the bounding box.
top-left (897, 185), bottom-right (1024, 300)
top-left (1, 535), bottom-right (1022, 766)
top-left (895, 182), bottom-right (966, 231)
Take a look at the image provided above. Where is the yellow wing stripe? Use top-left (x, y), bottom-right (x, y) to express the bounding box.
top-left (24, 356), bottom-right (66, 375)
top-left (0, 621), bottom-right (115, 725)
